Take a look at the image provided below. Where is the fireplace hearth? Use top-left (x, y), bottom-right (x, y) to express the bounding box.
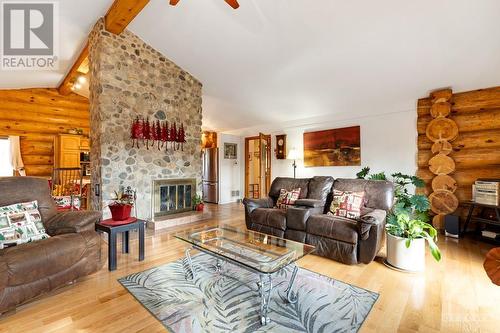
top-left (152, 178), bottom-right (196, 220)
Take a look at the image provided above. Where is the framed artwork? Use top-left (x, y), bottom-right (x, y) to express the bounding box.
top-left (224, 143), bottom-right (237, 159)
top-left (303, 126), bottom-right (360, 167)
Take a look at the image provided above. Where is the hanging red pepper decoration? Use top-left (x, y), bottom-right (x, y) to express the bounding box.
top-left (162, 121), bottom-right (169, 151)
top-left (131, 117), bottom-right (141, 148)
top-left (130, 116), bottom-right (187, 152)
top-left (156, 120), bottom-right (162, 150)
top-left (143, 118), bottom-right (151, 150)
top-left (170, 122), bottom-right (177, 151)
top-left (178, 123), bottom-right (186, 151)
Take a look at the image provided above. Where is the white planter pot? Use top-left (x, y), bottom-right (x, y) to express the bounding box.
top-left (386, 233), bottom-right (425, 272)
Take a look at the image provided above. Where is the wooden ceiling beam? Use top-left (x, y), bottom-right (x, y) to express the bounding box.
top-left (58, 0), bottom-right (150, 95)
top-left (57, 43), bottom-right (88, 95)
top-left (105, 0), bottom-right (150, 35)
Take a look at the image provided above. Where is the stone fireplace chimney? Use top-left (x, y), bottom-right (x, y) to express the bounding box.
top-left (88, 19), bottom-right (202, 220)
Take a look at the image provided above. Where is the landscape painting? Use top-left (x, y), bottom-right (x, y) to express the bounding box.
top-left (303, 126), bottom-right (361, 167)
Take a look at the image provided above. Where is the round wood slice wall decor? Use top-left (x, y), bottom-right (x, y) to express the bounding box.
top-left (429, 190), bottom-right (459, 215)
top-left (432, 174), bottom-right (458, 192)
top-left (431, 140), bottom-right (453, 155)
top-left (432, 214), bottom-right (444, 228)
top-left (426, 118), bottom-right (459, 142)
top-left (430, 102), bottom-right (451, 118)
top-left (484, 247), bottom-right (500, 286)
top-left (428, 153), bottom-right (456, 175)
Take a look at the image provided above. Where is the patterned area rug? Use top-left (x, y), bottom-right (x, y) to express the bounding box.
top-left (119, 254), bottom-right (378, 333)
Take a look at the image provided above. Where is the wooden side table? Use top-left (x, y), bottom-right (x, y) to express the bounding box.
top-left (461, 201), bottom-right (500, 241)
top-left (95, 218), bottom-right (145, 271)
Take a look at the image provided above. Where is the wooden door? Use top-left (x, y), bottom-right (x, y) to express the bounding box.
top-left (259, 133), bottom-right (271, 197)
top-left (245, 134), bottom-right (271, 199)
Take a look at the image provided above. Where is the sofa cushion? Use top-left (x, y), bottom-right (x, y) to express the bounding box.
top-left (250, 208), bottom-right (287, 231)
top-left (328, 190), bottom-right (365, 219)
top-left (0, 233), bottom-right (91, 286)
top-left (276, 188), bottom-right (301, 209)
top-left (307, 176), bottom-right (334, 201)
top-left (333, 178), bottom-right (394, 211)
top-left (0, 177), bottom-right (58, 222)
top-left (306, 215), bottom-right (358, 244)
top-left (294, 199), bottom-right (324, 208)
top-left (269, 178), bottom-right (310, 202)
top-left (0, 201), bottom-right (50, 248)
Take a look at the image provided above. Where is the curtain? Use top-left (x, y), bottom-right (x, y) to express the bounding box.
top-left (8, 136), bottom-right (25, 176)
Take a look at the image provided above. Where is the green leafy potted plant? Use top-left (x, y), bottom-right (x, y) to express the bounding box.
top-left (193, 194), bottom-right (204, 212)
top-left (109, 189), bottom-right (134, 221)
top-left (357, 167), bottom-right (441, 271)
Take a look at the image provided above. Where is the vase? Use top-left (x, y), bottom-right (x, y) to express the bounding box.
top-left (109, 204), bottom-right (132, 221)
top-left (386, 233), bottom-right (425, 272)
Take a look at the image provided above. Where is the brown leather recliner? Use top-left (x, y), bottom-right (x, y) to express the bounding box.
top-left (0, 177), bottom-right (103, 313)
top-left (243, 176), bottom-right (334, 238)
top-left (243, 177), bottom-right (394, 265)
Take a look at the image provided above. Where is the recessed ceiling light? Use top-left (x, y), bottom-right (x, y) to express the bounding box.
top-left (74, 83), bottom-right (82, 90)
top-left (77, 76), bottom-right (86, 84)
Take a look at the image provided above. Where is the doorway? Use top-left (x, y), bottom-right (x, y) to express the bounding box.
top-left (245, 133), bottom-right (271, 199)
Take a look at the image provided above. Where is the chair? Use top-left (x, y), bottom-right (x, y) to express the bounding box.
top-left (51, 167), bottom-right (83, 210)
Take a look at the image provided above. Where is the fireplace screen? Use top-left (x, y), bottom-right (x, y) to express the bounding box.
top-left (153, 178), bottom-right (196, 219)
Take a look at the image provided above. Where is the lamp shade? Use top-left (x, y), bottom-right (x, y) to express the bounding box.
top-left (287, 148), bottom-right (300, 160)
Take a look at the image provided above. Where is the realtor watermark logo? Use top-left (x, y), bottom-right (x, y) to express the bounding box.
top-left (1, 1), bottom-right (59, 70)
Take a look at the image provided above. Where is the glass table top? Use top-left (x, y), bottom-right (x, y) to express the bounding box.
top-left (175, 227), bottom-right (315, 274)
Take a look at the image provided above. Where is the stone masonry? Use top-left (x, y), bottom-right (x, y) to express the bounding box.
top-left (88, 19), bottom-right (203, 219)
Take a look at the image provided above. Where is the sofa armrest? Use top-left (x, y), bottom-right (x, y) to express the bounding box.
top-left (356, 209), bottom-right (386, 240)
top-left (44, 210), bottom-right (102, 236)
top-left (242, 197), bottom-right (273, 213)
top-left (242, 197), bottom-right (274, 229)
top-left (356, 209), bottom-right (387, 264)
top-left (294, 199), bottom-right (324, 208)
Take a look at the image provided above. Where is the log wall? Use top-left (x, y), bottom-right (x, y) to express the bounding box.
top-left (0, 88), bottom-right (89, 178)
top-left (416, 86), bottom-right (500, 227)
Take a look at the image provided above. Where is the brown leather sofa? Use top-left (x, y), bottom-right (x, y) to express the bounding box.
top-left (0, 177), bottom-right (103, 314)
top-left (243, 177), bottom-right (394, 265)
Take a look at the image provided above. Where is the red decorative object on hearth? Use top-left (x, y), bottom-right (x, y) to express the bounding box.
top-left (108, 203), bottom-right (132, 221)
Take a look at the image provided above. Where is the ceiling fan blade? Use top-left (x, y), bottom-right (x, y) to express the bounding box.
top-left (224, 0), bottom-right (240, 9)
top-left (170, 0), bottom-right (181, 6)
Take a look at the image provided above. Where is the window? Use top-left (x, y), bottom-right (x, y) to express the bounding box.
top-left (0, 138), bottom-right (12, 176)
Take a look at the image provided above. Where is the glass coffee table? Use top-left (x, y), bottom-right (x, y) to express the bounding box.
top-left (175, 227), bottom-right (315, 325)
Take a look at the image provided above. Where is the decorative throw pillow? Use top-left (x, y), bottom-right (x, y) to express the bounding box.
top-left (53, 196), bottom-right (81, 211)
top-left (276, 188), bottom-right (301, 210)
top-left (0, 201), bottom-right (50, 249)
top-left (328, 190), bottom-right (365, 219)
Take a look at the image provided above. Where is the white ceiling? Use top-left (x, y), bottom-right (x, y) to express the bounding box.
top-left (1, 0), bottom-right (499, 133)
top-left (128, 0), bottom-right (500, 132)
top-left (0, 0), bottom-right (113, 89)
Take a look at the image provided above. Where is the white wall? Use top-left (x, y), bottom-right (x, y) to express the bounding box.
top-left (270, 110), bottom-right (417, 180)
top-left (221, 110), bottom-right (417, 194)
top-left (217, 133), bottom-right (244, 204)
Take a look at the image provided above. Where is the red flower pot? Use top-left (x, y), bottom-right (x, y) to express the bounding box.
top-left (196, 203), bottom-right (204, 212)
top-left (109, 204), bottom-right (132, 221)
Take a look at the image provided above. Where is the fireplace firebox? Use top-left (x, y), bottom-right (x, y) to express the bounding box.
top-left (152, 178), bottom-right (196, 219)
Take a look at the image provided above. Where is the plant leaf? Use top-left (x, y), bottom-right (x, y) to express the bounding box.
top-left (369, 172), bottom-right (387, 180)
top-left (410, 195), bottom-right (430, 212)
top-left (356, 167), bottom-right (370, 179)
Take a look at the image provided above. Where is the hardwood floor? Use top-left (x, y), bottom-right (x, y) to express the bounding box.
top-left (0, 203), bottom-right (499, 332)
